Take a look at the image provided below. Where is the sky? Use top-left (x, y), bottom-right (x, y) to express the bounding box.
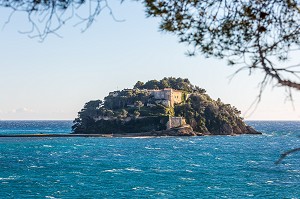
top-left (0, 1), bottom-right (299, 120)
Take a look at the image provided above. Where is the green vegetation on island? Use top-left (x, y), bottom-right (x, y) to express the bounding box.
top-left (72, 77), bottom-right (260, 136)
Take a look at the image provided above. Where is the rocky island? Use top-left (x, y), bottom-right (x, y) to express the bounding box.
top-left (72, 77), bottom-right (261, 136)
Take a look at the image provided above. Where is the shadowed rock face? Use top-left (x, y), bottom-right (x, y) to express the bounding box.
top-left (206, 121), bottom-right (261, 135)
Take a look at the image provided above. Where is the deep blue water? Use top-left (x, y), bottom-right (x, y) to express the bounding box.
top-left (0, 121), bottom-right (299, 198)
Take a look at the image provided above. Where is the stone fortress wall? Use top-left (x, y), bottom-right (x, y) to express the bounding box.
top-left (149, 88), bottom-right (182, 107)
top-left (166, 117), bottom-right (186, 129)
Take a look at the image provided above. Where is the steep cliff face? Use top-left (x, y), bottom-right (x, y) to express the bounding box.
top-left (72, 77), bottom-right (261, 135)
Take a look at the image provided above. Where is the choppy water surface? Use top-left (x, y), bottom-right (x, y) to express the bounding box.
top-left (0, 121), bottom-right (299, 198)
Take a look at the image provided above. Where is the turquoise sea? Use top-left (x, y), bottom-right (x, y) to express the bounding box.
top-left (0, 121), bottom-right (299, 198)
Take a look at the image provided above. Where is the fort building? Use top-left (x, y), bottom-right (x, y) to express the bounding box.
top-left (166, 116), bottom-right (186, 129)
top-left (149, 88), bottom-right (182, 107)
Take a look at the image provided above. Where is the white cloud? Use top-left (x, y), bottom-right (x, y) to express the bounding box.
top-left (11, 107), bottom-right (35, 113)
